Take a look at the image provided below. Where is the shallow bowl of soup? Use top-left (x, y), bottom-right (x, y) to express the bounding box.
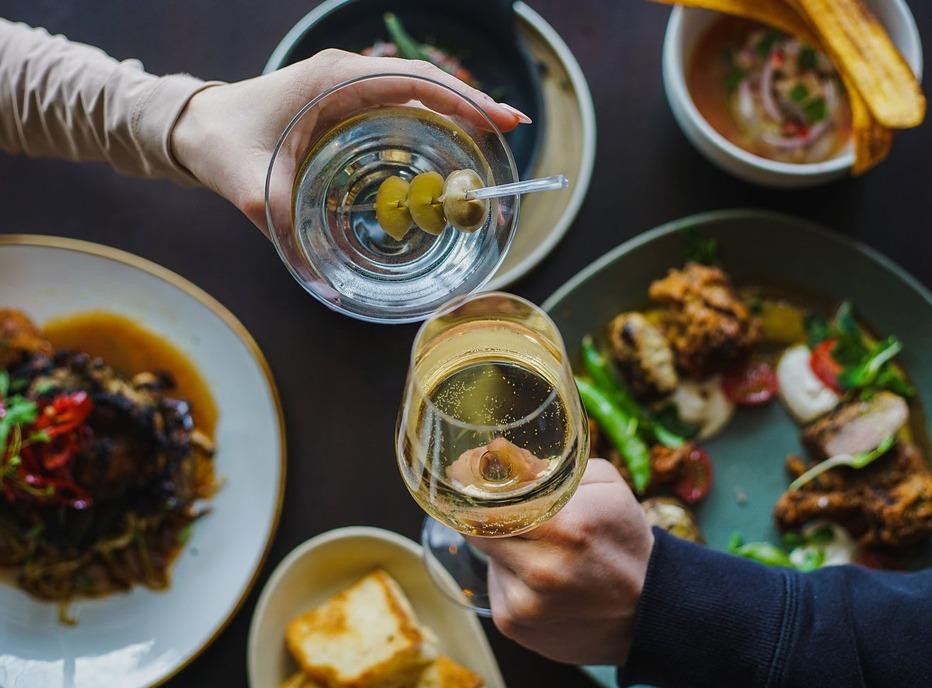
top-left (662, 1), bottom-right (923, 188)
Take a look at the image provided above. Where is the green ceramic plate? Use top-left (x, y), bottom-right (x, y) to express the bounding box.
top-left (542, 210), bottom-right (932, 688)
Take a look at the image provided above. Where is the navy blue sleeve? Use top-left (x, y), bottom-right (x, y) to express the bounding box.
top-left (618, 528), bottom-right (932, 687)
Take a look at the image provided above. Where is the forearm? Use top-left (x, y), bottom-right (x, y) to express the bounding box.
top-left (0, 18), bottom-right (218, 184)
top-left (621, 528), bottom-right (932, 687)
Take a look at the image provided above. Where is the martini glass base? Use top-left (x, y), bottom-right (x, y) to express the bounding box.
top-left (421, 516), bottom-right (492, 617)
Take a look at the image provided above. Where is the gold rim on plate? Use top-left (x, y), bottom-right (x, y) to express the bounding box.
top-left (0, 234), bottom-right (287, 688)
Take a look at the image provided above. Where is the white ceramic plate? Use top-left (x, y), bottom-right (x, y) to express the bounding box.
top-left (0, 236), bottom-right (286, 688)
top-left (248, 526), bottom-right (505, 688)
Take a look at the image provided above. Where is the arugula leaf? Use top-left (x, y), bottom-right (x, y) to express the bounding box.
top-left (838, 337), bottom-right (902, 390)
top-left (805, 313), bottom-right (831, 347)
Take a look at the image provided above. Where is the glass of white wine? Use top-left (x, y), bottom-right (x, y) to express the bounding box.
top-left (396, 292), bottom-right (590, 614)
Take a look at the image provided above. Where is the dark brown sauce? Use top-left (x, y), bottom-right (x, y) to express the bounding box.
top-left (43, 311), bottom-right (218, 437)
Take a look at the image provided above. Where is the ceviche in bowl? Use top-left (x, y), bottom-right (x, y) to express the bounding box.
top-left (660, 0), bottom-right (923, 186)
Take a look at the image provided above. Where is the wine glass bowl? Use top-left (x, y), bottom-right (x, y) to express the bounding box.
top-left (396, 292), bottom-right (589, 613)
top-left (265, 74), bottom-right (520, 324)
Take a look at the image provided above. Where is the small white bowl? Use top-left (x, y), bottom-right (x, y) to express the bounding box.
top-left (247, 526), bottom-right (505, 688)
top-left (662, 1), bottom-right (924, 187)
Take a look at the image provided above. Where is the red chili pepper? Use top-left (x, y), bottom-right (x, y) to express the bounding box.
top-left (35, 391), bottom-right (93, 439)
top-left (771, 50), bottom-right (785, 68)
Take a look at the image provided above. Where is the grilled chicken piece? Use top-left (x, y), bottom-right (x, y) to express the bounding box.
top-left (802, 392), bottom-right (909, 460)
top-left (608, 312), bottom-right (678, 397)
top-left (0, 308), bottom-right (52, 369)
top-left (775, 441), bottom-right (932, 548)
top-left (18, 352), bottom-right (200, 507)
top-left (648, 263), bottom-right (760, 377)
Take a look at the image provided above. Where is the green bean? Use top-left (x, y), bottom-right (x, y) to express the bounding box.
top-left (576, 377), bottom-right (651, 493)
top-left (384, 13), bottom-right (430, 62)
top-left (580, 337), bottom-right (685, 448)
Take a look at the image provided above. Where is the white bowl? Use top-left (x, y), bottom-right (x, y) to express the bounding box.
top-left (662, 1), bottom-right (924, 187)
top-left (247, 526), bottom-right (505, 688)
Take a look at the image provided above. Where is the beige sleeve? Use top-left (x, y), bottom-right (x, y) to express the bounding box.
top-left (0, 18), bottom-right (223, 185)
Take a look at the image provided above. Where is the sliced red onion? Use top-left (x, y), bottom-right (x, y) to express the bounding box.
top-left (737, 78), bottom-right (755, 123)
top-left (759, 49), bottom-right (783, 122)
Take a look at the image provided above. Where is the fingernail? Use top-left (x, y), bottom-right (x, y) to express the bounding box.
top-left (499, 103), bottom-right (532, 124)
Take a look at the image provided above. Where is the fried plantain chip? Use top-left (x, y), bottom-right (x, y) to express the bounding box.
top-left (846, 74), bottom-right (893, 175)
top-left (786, 0), bottom-right (924, 129)
top-left (649, 0), bottom-right (818, 42)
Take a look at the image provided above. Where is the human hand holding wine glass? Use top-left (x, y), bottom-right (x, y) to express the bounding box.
top-left (396, 292), bottom-right (590, 614)
top-left (470, 459), bottom-right (654, 666)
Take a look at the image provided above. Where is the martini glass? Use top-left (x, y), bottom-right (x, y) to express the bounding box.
top-left (265, 74), bottom-right (519, 324)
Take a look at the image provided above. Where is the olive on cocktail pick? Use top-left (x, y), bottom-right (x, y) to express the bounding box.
top-left (442, 169), bottom-right (488, 233)
top-left (407, 171), bottom-right (448, 235)
top-left (374, 175), bottom-right (413, 241)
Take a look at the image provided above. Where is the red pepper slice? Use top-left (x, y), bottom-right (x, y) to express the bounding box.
top-left (673, 448), bottom-right (714, 504)
top-left (35, 391), bottom-right (93, 439)
top-left (722, 360), bottom-right (778, 406)
top-left (810, 340), bottom-right (844, 392)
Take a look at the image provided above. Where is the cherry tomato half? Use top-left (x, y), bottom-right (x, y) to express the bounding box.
top-left (809, 340), bottom-right (843, 392)
top-left (721, 360), bottom-right (778, 406)
top-left (673, 447), bottom-right (714, 504)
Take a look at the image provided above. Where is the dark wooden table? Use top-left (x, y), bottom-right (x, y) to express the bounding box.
top-left (1, 1), bottom-right (930, 685)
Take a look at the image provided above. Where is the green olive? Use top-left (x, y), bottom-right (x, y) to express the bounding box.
top-left (442, 169), bottom-right (488, 233)
top-left (407, 171), bottom-right (447, 235)
top-left (374, 176), bottom-right (413, 241)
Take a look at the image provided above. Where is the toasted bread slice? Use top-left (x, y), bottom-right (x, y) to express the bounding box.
top-left (286, 569), bottom-right (438, 687)
top-left (415, 656), bottom-right (485, 688)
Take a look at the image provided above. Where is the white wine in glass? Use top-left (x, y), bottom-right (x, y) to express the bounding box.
top-left (396, 292), bottom-right (589, 613)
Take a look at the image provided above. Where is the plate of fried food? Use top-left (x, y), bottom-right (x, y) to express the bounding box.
top-left (657, 0), bottom-right (924, 186)
top-left (542, 210), bottom-right (932, 687)
top-left (248, 526), bottom-right (504, 688)
top-left (0, 236), bottom-right (285, 688)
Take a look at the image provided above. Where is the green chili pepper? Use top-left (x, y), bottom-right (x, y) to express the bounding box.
top-left (732, 541), bottom-right (794, 568)
top-left (384, 13), bottom-right (430, 62)
top-left (580, 337), bottom-right (686, 448)
top-left (576, 376), bottom-right (651, 493)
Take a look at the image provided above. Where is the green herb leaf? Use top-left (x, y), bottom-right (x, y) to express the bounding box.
top-left (804, 97), bottom-right (828, 123)
top-left (683, 227), bottom-right (719, 264)
top-left (790, 83), bottom-right (810, 103)
top-left (805, 313), bottom-right (831, 347)
top-left (0, 371), bottom-right (9, 398)
top-left (756, 31), bottom-right (782, 57)
top-left (799, 46), bottom-right (818, 70)
top-left (838, 337), bottom-right (902, 390)
top-left (724, 67), bottom-right (746, 92)
top-left (177, 523), bottom-right (194, 546)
